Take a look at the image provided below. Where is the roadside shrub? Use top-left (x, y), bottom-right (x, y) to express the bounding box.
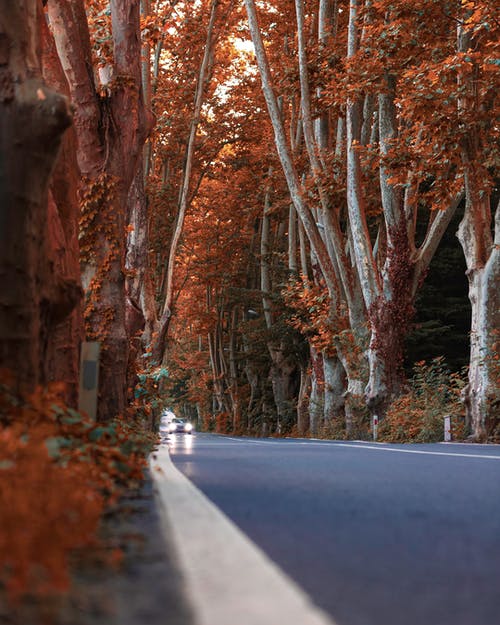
top-left (215, 410), bottom-right (231, 433)
top-left (317, 417), bottom-right (347, 440)
top-left (379, 357), bottom-right (466, 443)
top-left (0, 373), bottom-right (155, 602)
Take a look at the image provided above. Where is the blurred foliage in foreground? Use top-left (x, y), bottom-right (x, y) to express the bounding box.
top-left (0, 371), bottom-right (156, 602)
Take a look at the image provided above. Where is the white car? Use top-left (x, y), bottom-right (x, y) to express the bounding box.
top-left (167, 418), bottom-right (194, 434)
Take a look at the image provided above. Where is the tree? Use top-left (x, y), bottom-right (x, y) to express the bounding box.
top-left (41, 12), bottom-right (83, 404)
top-left (49, 0), bottom-right (150, 420)
top-left (244, 0), bottom-right (369, 436)
top-left (0, 1), bottom-right (76, 393)
top-left (243, 0), bottom-right (488, 432)
top-left (359, 0), bottom-right (499, 437)
top-left (455, 4), bottom-right (499, 438)
top-left (152, 0), bottom-right (224, 363)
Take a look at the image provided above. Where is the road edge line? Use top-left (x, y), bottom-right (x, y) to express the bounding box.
top-left (150, 444), bottom-right (338, 625)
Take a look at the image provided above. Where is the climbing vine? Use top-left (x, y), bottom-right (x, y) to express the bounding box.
top-left (79, 173), bottom-right (118, 265)
top-left (79, 173), bottom-right (121, 344)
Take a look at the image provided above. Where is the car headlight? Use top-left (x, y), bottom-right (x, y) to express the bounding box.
top-left (185, 423), bottom-right (193, 431)
top-left (168, 423), bottom-right (177, 432)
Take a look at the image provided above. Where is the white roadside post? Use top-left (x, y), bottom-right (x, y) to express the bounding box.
top-left (78, 341), bottom-right (100, 420)
top-left (373, 415), bottom-right (379, 441)
top-left (444, 415), bottom-right (452, 442)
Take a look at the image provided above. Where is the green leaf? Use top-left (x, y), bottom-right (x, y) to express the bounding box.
top-left (61, 414), bottom-right (85, 426)
top-left (45, 436), bottom-right (72, 458)
top-left (88, 426), bottom-right (116, 443)
top-left (120, 440), bottom-right (135, 456)
top-left (113, 461), bottom-right (131, 474)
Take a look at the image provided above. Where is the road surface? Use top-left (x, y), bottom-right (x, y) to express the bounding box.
top-left (169, 433), bottom-right (500, 625)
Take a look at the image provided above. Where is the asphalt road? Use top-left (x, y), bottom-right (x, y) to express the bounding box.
top-left (169, 433), bottom-right (500, 625)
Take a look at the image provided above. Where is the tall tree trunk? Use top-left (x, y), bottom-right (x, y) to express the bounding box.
top-left (309, 347), bottom-right (323, 436)
top-left (323, 353), bottom-right (345, 422)
top-left (41, 14), bottom-right (83, 406)
top-left (288, 204), bottom-right (298, 275)
top-left (261, 187), bottom-right (298, 431)
top-left (126, 0), bottom-right (157, 350)
top-left (297, 0), bottom-right (366, 433)
top-left (244, 0), bottom-right (339, 301)
top-left (458, 194), bottom-right (499, 440)
top-left (344, 6), bottom-right (453, 416)
top-left (125, 170), bottom-right (151, 399)
top-left (297, 364), bottom-right (311, 436)
top-left (455, 21), bottom-right (499, 439)
top-left (132, 160), bottom-right (158, 348)
top-left (364, 74), bottom-right (412, 410)
top-left (153, 0), bottom-right (220, 363)
top-left (0, 1), bottom-right (73, 393)
top-left (208, 325), bottom-right (231, 419)
top-left (50, 0), bottom-right (148, 420)
top-left (228, 306), bottom-right (242, 432)
top-left (315, 0), bottom-right (333, 152)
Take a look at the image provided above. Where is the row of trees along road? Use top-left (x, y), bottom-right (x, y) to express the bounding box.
top-left (0, 0), bottom-right (498, 440)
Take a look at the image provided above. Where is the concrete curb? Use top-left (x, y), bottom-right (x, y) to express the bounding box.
top-left (150, 444), bottom-right (337, 625)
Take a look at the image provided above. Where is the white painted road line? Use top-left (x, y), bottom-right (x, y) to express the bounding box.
top-left (224, 437), bottom-right (500, 460)
top-left (326, 443), bottom-right (500, 460)
top-left (150, 445), bottom-right (337, 625)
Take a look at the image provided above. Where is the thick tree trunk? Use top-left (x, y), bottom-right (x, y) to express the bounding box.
top-left (125, 169), bottom-right (156, 396)
top-left (44, 188), bottom-right (82, 404)
top-left (308, 347), bottom-right (323, 436)
top-left (323, 354), bottom-right (345, 422)
top-left (297, 364), bottom-right (311, 436)
top-left (128, 0), bottom-right (157, 349)
top-left (456, 21), bottom-right (499, 439)
top-left (369, 77), bottom-right (412, 407)
top-left (208, 327), bottom-right (231, 419)
top-left (0, 2), bottom-right (72, 392)
top-left (261, 187), bottom-right (298, 429)
top-left (126, 171), bottom-right (148, 336)
top-left (50, 0), bottom-right (148, 420)
top-left (334, 345), bottom-right (365, 437)
top-left (41, 14), bottom-right (82, 405)
top-left (458, 196), bottom-right (499, 440)
top-left (345, 11), bottom-right (413, 414)
top-left (268, 344), bottom-right (299, 433)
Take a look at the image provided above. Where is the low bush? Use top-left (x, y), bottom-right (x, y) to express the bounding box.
top-left (379, 357), bottom-right (466, 443)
